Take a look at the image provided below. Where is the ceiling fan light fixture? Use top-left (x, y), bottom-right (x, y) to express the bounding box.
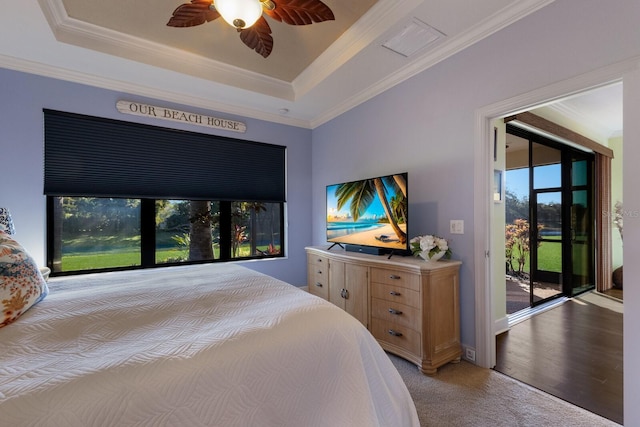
top-left (214, 0), bottom-right (263, 29)
top-left (167, 0), bottom-right (334, 57)
top-left (260, 0), bottom-right (276, 11)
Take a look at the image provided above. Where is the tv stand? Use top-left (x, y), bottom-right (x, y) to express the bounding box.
top-left (386, 249), bottom-right (411, 259)
top-left (327, 242), bottom-right (344, 250)
top-left (387, 249), bottom-right (407, 259)
top-left (306, 246), bottom-right (462, 375)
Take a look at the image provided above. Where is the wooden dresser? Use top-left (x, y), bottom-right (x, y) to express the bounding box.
top-left (306, 246), bottom-right (462, 375)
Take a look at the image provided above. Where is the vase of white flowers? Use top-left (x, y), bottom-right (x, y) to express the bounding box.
top-left (410, 235), bottom-right (452, 262)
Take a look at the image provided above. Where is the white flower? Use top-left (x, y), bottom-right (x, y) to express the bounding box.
top-left (410, 234), bottom-right (452, 259)
top-left (435, 237), bottom-right (448, 251)
top-left (420, 235), bottom-right (435, 251)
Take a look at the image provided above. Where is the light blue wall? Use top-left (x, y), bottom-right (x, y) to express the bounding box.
top-left (0, 68), bottom-right (313, 286)
top-left (311, 0), bottom-right (640, 352)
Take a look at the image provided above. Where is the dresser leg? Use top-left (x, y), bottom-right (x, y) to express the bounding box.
top-left (419, 365), bottom-right (437, 376)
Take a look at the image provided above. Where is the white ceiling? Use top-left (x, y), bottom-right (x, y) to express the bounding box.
top-left (533, 82), bottom-right (623, 144)
top-left (505, 81), bottom-right (623, 156)
top-left (2, 0), bottom-right (622, 136)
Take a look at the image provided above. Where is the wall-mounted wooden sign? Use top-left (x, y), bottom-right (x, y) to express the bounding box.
top-left (116, 100), bottom-right (246, 133)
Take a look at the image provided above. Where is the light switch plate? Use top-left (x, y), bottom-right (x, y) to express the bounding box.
top-left (450, 220), bottom-right (464, 234)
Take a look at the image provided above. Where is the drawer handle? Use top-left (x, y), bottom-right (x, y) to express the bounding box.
top-left (315, 282), bottom-right (323, 288)
top-left (317, 258), bottom-right (323, 263)
top-left (389, 274), bottom-right (401, 280)
top-left (317, 270), bottom-right (322, 274)
top-left (388, 308), bottom-right (403, 315)
top-left (388, 329), bottom-right (403, 337)
top-left (389, 291), bottom-right (402, 296)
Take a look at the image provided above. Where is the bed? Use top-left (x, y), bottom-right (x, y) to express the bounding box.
top-left (0, 262), bottom-right (419, 426)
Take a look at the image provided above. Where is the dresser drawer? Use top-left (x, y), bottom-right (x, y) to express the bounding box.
top-left (308, 261), bottom-right (328, 278)
top-left (371, 321), bottom-right (421, 356)
top-left (372, 298), bottom-right (420, 331)
top-left (307, 255), bottom-right (328, 279)
top-left (307, 255), bottom-right (329, 300)
top-left (308, 269), bottom-right (328, 299)
top-left (370, 267), bottom-right (419, 291)
top-left (308, 253), bottom-right (329, 269)
top-left (371, 282), bottom-right (420, 308)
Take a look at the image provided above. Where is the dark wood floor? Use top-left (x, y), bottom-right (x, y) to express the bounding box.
top-left (602, 287), bottom-right (623, 301)
top-left (495, 294), bottom-right (623, 424)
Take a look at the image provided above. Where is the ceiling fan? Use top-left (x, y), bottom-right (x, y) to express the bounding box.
top-left (167, 0), bottom-right (335, 58)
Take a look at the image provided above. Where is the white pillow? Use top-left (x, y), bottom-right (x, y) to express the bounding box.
top-left (0, 232), bottom-right (49, 327)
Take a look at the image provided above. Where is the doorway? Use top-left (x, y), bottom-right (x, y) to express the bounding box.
top-left (505, 124), bottom-right (595, 314)
top-left (472, 64), bottom-right (632, 408)
top-left (493, 92), bottom-right (623, 423)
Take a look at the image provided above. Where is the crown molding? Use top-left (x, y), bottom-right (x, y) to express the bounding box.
top-left (292, 0), bottom-right (422, 99)
top-left (37, 0), bottom-right (295, 101)
top-left (0, 53), bottom-right (312, 129)
top-left (29, 0), bottom-right (567, 129)
top-left (310, 0), bottom-right (557, 128)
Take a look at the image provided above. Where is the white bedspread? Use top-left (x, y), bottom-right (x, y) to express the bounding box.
top-left (0, 263), bottom-right (419, 427)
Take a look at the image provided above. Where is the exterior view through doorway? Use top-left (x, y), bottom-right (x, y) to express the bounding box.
top-left (505, 124), bottom-right (595, 314)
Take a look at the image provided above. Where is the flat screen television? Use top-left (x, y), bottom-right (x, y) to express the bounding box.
top-left (326, 172), bottom-right (409, 255)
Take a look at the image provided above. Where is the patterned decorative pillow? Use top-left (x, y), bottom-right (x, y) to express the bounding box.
top-left (0, 232), bottom-right (49, 327)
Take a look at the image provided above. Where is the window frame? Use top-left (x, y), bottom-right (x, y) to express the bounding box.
top-left (46, 197), bottom-right (285, 276)
top-left (43, 109), bottom-right (287, 276)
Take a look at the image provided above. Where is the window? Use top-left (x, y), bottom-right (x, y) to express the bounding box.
top-left (44, 109), bottom-right (286, 275)
top-left (48, 197), bottom-right (283, 274)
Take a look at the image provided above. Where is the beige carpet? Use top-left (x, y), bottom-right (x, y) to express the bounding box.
top-left (389, 353), bottom-right (619, 426)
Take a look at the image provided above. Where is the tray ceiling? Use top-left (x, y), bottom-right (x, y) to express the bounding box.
top-left (5, 1), bottom-right (558, 126)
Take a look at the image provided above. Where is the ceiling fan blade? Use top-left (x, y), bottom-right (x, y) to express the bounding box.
top-left (239, 17), bottom-right (273, 58)
top-left (167, 0), bottom-right (219, 27)
top-left (264, 0), bottom-right (334, 25)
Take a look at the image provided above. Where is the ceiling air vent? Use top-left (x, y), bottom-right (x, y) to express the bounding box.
top-left (382, 18), bottom-right (445, 57)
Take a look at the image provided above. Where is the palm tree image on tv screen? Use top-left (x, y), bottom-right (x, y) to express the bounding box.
top-left (326, 173), bottom-right (408, 250)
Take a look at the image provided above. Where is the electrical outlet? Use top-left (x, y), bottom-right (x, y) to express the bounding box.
top-left (450, 220), bottom-right (464, 234)
top-left (465, 347), bottom-right (476, 362)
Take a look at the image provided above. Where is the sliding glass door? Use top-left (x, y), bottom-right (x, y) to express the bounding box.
top-left (505, 125), bottom-right (595, 311)
top-left (567, 151), bottom-right (595, 296)
top-left (531, 142), bottom-right (563, 305)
